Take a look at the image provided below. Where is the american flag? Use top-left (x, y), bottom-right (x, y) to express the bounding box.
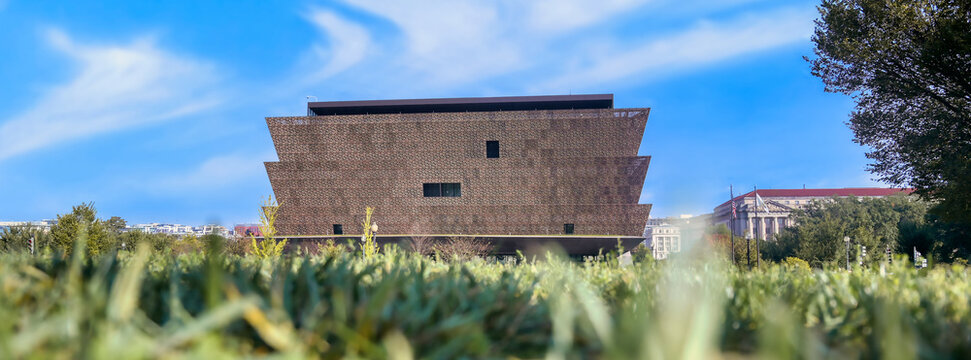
top-left (731, 198), bottom-right (737, 219)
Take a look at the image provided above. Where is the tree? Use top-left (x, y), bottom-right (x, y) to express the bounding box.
top-left (764, 195), bottom-right (928, 267)
top-left (120, 231), bottom-right (174, 253)
top-left (251, 196), bottom-right (287, 259)
top-left (50, 203), bottom-right (115, 256)
top-left (809, 0), bottom-right (971, 225)
top-left (0, 224), bottom-right (53, 253)
top-left (106, 216), bottom-right (127, 234)
top-left (630, 243), bottom-right (653, 263)
top-left (360, 207), bottom-right (378, 259)
top-left (705, 224), bottom-right (760, 267)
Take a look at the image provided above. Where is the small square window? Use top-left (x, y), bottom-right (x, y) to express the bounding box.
top-left (486, 141), bottom-right (499, 158)
top-left (564, 223), bottom-right (575, 234)
top-left (333, 224), bottom-right (343, 235)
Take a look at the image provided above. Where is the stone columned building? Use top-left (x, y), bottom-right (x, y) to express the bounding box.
top-left (713, 188), bottom-right (913, 240)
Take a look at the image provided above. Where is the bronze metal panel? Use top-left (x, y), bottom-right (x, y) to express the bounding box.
top-left (265, 101), bottom-right (652, 254)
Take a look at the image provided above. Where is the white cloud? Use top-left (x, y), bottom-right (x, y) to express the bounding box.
top-left (339, 0), bottom-right (525, 86)
top-left (151, 151), bottom-right (272, 193)
top-left (0, 29), bottom-right (223, 162)
top-left (524, 0), bottom-right (647, 33)
top-left (295, 1), bottom-right (812, 95)
top-left (535, 7), bottom-right (816, 92)
top-left (302, 9), bottom-right (371, 84)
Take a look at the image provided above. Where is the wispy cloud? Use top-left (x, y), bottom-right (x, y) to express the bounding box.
top-left (523, 0), bottom-right (648, 33)
top-left (296, 1), bottom-right (813, 95)
top-left (150, 151), bottom-right (272, 193)
top-left (0, 29), bottom-right (223, 162)
top-left (301, 9), bottom-right (371, 85)
top-left (535, 7), bottom-right (816, 92)
top-left (339, 0), bottom-right (526, 86)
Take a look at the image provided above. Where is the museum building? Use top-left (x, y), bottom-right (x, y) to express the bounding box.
top-left (264, 94), bottom-right (652, 255)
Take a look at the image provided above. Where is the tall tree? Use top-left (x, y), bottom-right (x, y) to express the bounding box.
top-left (105, 216), bottom-right (127, 234)
top-left (808, 0), bottom-right (971, 224)
top-left (50, 203), bottom-right (115, 256)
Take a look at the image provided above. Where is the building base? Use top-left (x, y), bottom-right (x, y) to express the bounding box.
top-left (273, 234), bottom-right (644, 257)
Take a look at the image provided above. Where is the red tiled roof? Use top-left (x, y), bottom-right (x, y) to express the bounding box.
top-left (716, 188), bottom-right (913, 209)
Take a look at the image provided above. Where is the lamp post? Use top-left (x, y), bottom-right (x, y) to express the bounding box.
top-left (371, 223), bottom-right (379, 248)
top-left (755, 217), bottom-right (761, 269)
top-left (844, 236), bottom-right (851, 271)
top-left (746, 232), bottom-right (753, 270)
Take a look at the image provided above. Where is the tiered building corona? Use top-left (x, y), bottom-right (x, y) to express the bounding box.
top-left (264, 94), bottom-right (652, 255)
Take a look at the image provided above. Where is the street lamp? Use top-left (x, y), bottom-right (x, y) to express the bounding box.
top-left (844, 236), bottom-right (851, 271)
top-left (371, 223), bottom-right (379, 247)
top-left (745, 232), bottom-right (753, 270)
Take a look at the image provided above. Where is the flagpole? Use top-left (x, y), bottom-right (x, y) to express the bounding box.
top-left (754, 185), bottom-right (761, 270)
top-left (730, 185), bottom-right (736, 266)
top-left (746, 188), bottom-right (751, 270)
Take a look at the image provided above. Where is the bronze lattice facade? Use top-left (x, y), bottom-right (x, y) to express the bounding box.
top-left (265, 94), bottom-right (651, 254)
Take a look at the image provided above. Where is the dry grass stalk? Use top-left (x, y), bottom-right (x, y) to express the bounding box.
top-left (433, 236), bottom-right (491, 260)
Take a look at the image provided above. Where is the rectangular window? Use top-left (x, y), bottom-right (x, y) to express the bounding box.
top-left (564, 223), bottom-right (575, 234)
top-left (423, 183), bottom-right (442, 197)
top-left (486, 141), bottom-right (500, 158)
top-left (442, 183), bottom-right (461, 197)
top-left (423, 183), bottom-right (461, 197)
top-left (333, 224), bottom-right (343, 235)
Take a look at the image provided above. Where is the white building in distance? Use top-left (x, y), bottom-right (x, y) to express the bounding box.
top-left (130, 223), bottom-right (230, 237)
top-left (643, 217), bottom-right (683, 260)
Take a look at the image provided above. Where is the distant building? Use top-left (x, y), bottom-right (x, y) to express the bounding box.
top-left (713, 188), bottom-right (913, 240)
top-left (130, 223), bottom-right (230, 237)
top-left (0, 220), bottom-right (56, 232)
top-left (234, 224), bottom-right (262, 237)
top-left (643, 218), bottom-right (681, 260)
top-left (199, 225), bottom-right (230, 237)
top-left (641, 214), bottom-right (712, 259)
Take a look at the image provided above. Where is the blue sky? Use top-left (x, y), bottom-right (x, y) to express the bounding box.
top-left (0, 0), bottom-right (881, 226)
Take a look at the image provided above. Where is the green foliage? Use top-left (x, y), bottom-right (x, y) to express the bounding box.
top-left (361, 206), bottom-right (378, 259)
top-left (630, 243), bottom-right (653, 263)
top-left (105, 216), bottom-right (127, 234)
top-left (50, 202), bottom-right (116, 256)
top-left (316, 238), bottom-right (345, 258)
top-left (251, 196), bottom-right (287, 259)
top-left (706, 224), bottom-right (762, 268)
top-left (2, 248), bottom-right (971, 358)
top-left (809, 0), bottom-right (971, 226)
top-left (782, 257), bottom-right (811, 272)
top-left (764, 195), bottom-right (928, 267)
top-left (0, 224), bottom-right (52, 254)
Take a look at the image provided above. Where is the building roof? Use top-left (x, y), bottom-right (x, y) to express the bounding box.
top-left (716, 188), bottom-right (914, 209)
top-left (307, 94), bottom-right (614, 116)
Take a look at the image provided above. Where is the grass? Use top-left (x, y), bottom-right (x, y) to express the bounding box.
top-left (1, 239), bottom-right (970, 359)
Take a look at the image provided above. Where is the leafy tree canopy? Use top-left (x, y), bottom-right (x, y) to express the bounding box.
top-left (765, 195), bottom-right (929, 267)
top-left (50, 203), bottom-right (115, 256)
top-left (809, 0), bottom-right (971, 224)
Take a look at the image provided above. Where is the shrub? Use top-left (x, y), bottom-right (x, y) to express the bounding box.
top-left (782, 257), bottom-right (811, 271)
top-left (630, 243), bottom-right (653, 263)
top-left (433, 236), bottom-right (491, 260)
